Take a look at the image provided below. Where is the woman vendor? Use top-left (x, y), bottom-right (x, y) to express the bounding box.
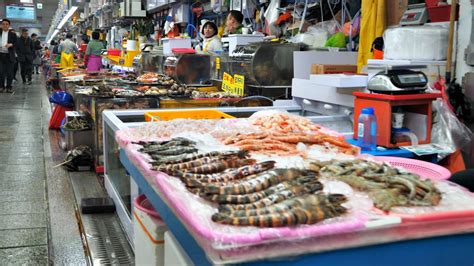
top-left (84, 31), bottom-right (105, 72)
top-left (225, 10), bottom-right (244, 35)
top-left (197, 21), bottom-right (223, 54)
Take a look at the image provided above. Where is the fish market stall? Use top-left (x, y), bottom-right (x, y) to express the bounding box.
top-left (56, 67), bottom-right (243, 172)
top-left (103, 107), bottom-right (474, 265)
top-left (223, 42), bottom-right (302, 99)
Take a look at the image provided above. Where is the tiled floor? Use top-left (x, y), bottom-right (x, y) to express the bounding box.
top-left (0, 74), bottom-right (86, 265)
top-left (0, 75), bottom-right (49, 264)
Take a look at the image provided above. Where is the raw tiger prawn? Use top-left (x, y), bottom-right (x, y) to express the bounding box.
top-left (171, 161), bottom-right (276, 185)
top-left (204, 168), bottom-right (316, 195)
top-left (151, 150), bottom-right (248, 165)
top-left (215, 193), bottom-right (346, 218)
top-left (154, 151), bottom-right (250, 171)
top-left (146, 146), bottom-right (198, 156)
top-left (134, 137), bottom-right (196, 148)
top-left (212, 194), bottom-right (348, 227)
top-left (185, 158), bottom-right (257, 174)
top-left (206, 177), bottom-right (323, 204)
top-left (218, 184), bottom-right (324, 213)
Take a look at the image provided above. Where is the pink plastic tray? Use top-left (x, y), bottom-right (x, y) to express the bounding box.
top-left (124, 147), bottom-right (367, 249)
top-left (373, 156), bottom-right (451, 180)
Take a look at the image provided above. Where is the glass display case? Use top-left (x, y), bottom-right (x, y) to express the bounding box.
top-left (229, 42), bottom-right (302, 86)
top-left (141, 52), bottom-right (212, 85)
top-left (80, 95), bottom-right (158, 168)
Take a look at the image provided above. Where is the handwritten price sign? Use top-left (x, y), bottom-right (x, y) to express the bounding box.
top-left (221, 72), bottom-right (245, 96)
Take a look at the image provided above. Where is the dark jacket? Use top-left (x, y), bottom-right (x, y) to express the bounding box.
top-left (16, 36), bottom-right (34, 62)
top-left (2, 31), bottom-right (17, 63)
top-left (33, 39), bottom-right (42, 59)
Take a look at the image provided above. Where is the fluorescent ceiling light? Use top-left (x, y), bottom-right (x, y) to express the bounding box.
top-left (57, 6), bottom-right (78, 30)
top-left (47, 29), bottom-right (60, 45)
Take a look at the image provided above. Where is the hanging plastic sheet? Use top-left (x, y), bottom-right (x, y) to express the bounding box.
top-left (431, 99), bottom-right (473, 161)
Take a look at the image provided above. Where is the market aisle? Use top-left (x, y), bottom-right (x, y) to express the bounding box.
top-left (0, 76), bottom-right (49, 264)
top-left (0, 74), bottom-right (86, 265)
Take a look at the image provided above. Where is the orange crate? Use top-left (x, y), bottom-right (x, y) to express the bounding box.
top-left (144, 109), bottom-right (234, 122)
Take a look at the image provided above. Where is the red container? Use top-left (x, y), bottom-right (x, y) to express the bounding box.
top-left (171, 48), bottom-right (195, 54)
top-left (107, 49), bottom-right (121, 56)
top-left (425, 0), bottom-right (442, 8)
top-left (428, 5), bottom-right (451, 22)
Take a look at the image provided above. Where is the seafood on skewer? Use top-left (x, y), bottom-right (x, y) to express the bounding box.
top-left (204, 168), bottom-right (316, 195)
top-left (206, 177), bottom-right (323, 204)
top-left (212, 193), bottom-right (347, 227)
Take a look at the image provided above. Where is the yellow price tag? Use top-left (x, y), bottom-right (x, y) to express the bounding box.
top-left (232, 74), bottom-right (245, 96)
top-left (221, 72), bottom-right (245, 96)
top-left (221, 72), bottom-right (233, 93)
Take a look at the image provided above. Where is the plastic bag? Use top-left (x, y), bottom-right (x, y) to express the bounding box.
top-left (308, 20), bottom-right (339, 35)
top-left (49, 91), bottom-right (74, 107)
top-left (431, 99), bottom-right (473, 160)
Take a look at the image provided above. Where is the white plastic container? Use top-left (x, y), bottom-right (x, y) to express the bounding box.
top-left (134, 195), bottom-right (167, 266)
top-left (383, 26), bottom-right (448, 60)
top-left (164, 231), bottom-right (194, 266)
top-left (127, 40), bottom-right (138, 51)
top-left (228, 34), bottom-right (264, 55)
top-left (162, 38), bottom-right (192, 55)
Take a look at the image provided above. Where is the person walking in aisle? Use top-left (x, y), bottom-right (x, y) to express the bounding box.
top-left (58, 33), bottom-right (78, 68)
top-left (16, 29), bottom-right (34, 85)
top-left (84, 31), bottom-right (105, 72)
top-left (0, 19), bottom-right (17, 93)
top-left (31, 33), bottom-right (42, 74)
top-left (9, 29), bottom-right (19, 83)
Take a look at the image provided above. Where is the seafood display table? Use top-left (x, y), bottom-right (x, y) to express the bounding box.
top-left (120, 149), bottom-right (474, 265)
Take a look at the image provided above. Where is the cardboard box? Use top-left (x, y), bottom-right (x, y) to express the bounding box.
top-left (311, 64), bottom-right (358, 74)
top-left (294, 51), bottom-right (358, 79)
top-left (386, 0), bottom-right (408, 26)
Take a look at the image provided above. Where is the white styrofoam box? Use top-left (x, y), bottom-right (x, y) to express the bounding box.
top-left (309, 74), bottom-right (368, 88)
top-left (228, 34), bottom-right (264, 55)
top-left (293, 51), bottom-right (358, 80)
top-left (164, 231), bottom-right (194, 266)
top-left (162, 38), bottom-right (192, 55)
top-left (384, 26), bottom-right (448, 61)
top-left (292, 78), bottom-right (366, 107)
top-left (133, 200), bottom-right (167, 266)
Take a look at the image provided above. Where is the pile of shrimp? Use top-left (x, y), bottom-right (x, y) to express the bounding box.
top-left (249, 113), bottom-right (342, 138)
top-left (222, 132), bottom-right (359, 156)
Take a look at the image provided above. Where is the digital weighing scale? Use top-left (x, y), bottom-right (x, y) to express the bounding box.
top-left (368, 69), bottom-right (428, 94)
top-left (400, 3), bottom-right (428, 25)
